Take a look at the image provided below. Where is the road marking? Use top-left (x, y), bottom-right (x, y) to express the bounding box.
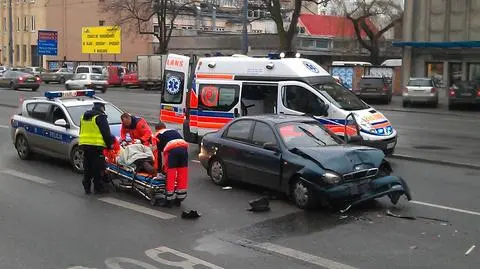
top-left (97, 197), bottom-right (176, 220)
top-left (191, 160), bottom-right (200, 163)
top-left (255, 242), bottom-right (358, 269)
top-left (1, 169), bottom-right (54, 184)
top-left (0, 124), bottom-right (8, 129)
top-left (411, 200), bottom-right (480, 217)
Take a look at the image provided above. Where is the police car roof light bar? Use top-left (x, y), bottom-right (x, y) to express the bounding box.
top-left (44, 90), bottom-right (96, 99)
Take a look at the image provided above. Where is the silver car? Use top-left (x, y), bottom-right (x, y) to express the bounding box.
top-left (65, 73), bottom-right (109, 93)
top-left (402, 77), bottom-right (439, 107)
top-left (41, 68), bottom-right (74, 84)
top-left (10, 90), bottom-right (123, 173)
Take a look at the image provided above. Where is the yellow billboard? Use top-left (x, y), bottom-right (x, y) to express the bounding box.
top-left (82, 26), bottom-right (121, 54)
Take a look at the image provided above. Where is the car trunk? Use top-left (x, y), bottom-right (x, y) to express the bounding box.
top-left (407, 80), bottom-right (434, 96)
top-left (453, 83), bottom-right (478, 99)
top-left (360, 79), bottom-right (385, 94)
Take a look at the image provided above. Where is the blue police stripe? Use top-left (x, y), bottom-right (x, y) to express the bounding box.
top-left (12, 121), bottom-right (76, 143)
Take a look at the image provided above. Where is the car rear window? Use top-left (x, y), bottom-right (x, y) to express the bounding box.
top-left (76, 67), bottom-right (89, 73)
top-left (360, 78), bottom-right (385, 86)
top-left (408, 79), bottom-right (433, 87)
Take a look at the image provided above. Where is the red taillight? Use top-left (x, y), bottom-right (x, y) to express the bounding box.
top-left (36, 76), bottom-right (40, 81)
top-left (477, 89), bottom-right (480, 97)
top-left (18, 77), bottom-right (24, 81)
top-left (431, 87), bottom-right (437, 93)
top-left (449, 88), bottom-right (456, 97)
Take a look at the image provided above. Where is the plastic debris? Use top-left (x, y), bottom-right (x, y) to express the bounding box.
top-left (247, 196), bottom-right (270, 212)
top-left (339, 215), bottom-right (349, 220)
top-left (181, 210), bottom-right (201, 219)
top-left (410, 246), bottom-right (417, 250)
top-left (386, 209), bottom-right (416, 220)
top-left (465, 245), bottom-right (475, 255)
top-left (440, 223), bottom-right (448, 226)
top-left (222, 186), bottom-right (232, 190)
top-left (339, 204), bottom-right (352, 213)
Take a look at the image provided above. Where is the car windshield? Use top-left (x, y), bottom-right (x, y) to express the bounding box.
top-left (408, 79), bottom-right (432, 87)
top-left (313, 83), bottom-right (369, 111)
top-left (66, 104), bottom-right (122, 126)
top-left (277, 122), bottom-right (341, 148)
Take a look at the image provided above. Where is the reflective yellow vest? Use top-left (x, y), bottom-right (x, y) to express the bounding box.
top-left (79, 115), bottom-right (107, 147)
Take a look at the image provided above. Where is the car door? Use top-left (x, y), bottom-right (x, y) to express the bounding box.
top-left (218, 119), bottom-right (254, 182)
top-left (26, 102), bottom-right (53, 153)
top-left (243, 121), bottom-right (282, 189)
top-left (45, 104), bottom-right (72, 156)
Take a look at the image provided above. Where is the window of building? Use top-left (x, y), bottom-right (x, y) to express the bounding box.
top-left (31, 16), bottom-right (35, 31)
top-left (15, 44), bottom-right (19, 62)
top-left (23, 16), bottom-right (28, 31)
top-left (3, 17), bottom-right (6, 32)
top-left (468, 63), bottom-right (480, 82)
top-left (316, 39), bottom-right (330, 49)
top-left (297, 27), bottom-right (306, 34)
top-left (301, 39), bottom-right (315, 48)
top-left (448, 63), bottom-right (463, 86)
top-left (22, 44), bottom-right (26, 63)
top-left (16, 17), bottom-right (19, 31)
top-left (99, 20), bottom-right (105, 26)
top-left (425, 62), bottom-right (444, 88)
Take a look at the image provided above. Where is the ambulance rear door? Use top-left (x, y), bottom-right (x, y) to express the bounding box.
top-left (160, 54), bottom-right (190, 133)
top-left (195, 74), bottom-right (242, 138)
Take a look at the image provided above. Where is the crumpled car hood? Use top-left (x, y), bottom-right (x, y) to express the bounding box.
top-left (294, 145), bottom-right (385, 175)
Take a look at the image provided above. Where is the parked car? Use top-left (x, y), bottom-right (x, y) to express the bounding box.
top-left (402, 77), bottom-right (439, 107)
top-left (65, 73), bottom-right (108, 93)
top-left (0, 70), bottom-right (40, 91)
top-left (448, 81), bottom-right (480, 110)
top-left (199, 115), bottom-right (411, 210)
top-left (41, 68), bottom-right (74, 84)
top-left (122, 72), bottom-right (140, 88)
top-left (75, 65), bottom-right (104, 75)
top-left (356, 76), bottom-right (392, 104)
top-left (23, 67), bottom-right (46, 78)
top-left (0, 66), bottom-right (7, 75)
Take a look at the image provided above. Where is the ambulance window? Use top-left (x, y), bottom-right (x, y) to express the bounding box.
top-left (283, 86), bottom-right (325, 115)
top-left (162, 71), bottom-right (185, 104)
top-left (199, 84), bottom-right (239, 111)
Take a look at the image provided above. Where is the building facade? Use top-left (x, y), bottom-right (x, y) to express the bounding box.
top-left (396, 0), bottom-right (480, 88)
top-left (0, 0), bottom-right (151, 69)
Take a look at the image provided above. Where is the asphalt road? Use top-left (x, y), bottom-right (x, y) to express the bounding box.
top-left (2, 84), bottom-right (480, 167)
top-left (0, 86), bottom-right (480, 269)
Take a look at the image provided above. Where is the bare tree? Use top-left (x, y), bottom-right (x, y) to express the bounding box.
top-left (257, 0), bottom-right (331, 53)
top-left (101, 0), bottom-right (199, 54)
top-left (337, 0), bottom-right (403, 64)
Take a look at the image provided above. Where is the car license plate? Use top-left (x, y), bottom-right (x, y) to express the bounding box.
top-left (387, 142), bottom-right (395, 149)
top-left (26, 79), bottom-right (34, 82)
top-left (461, 92), bottom-right (472, 97)
top-left (95, 85), bottom-right (103, 88)
top-left (365, 88), bottom-right (377, 92)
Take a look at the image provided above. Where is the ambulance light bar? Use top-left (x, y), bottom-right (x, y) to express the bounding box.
top-left (45, 90), bottom-right (95, 99)
top-left (267, 52), bottom-right (301, 59)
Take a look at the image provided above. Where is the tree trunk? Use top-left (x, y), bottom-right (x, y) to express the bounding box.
top-left (369, 38), bottom-right (381, 65)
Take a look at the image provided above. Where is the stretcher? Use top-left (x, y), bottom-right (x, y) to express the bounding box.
top-left (103, 142), bottom-right (165, 206)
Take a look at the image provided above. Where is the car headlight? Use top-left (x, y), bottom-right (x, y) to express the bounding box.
top-left (358, 118), bottom-right (376, 134)
top-left (322, 171), bottom-right (341, 184)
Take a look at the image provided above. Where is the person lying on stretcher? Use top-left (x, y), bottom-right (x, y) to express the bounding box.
top-left (115, 139), bottom-right (156, 174)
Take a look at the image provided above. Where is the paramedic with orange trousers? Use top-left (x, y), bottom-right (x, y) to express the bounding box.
top-left (120, 113), bottom-right (153, 146)
top-left (154, 121), bottom-right (189, 208)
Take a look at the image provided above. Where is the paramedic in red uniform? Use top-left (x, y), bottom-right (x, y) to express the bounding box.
top-left (120, 113), bottom-right (153, 146)
top-left (154, 121), bottom-right (189, 208)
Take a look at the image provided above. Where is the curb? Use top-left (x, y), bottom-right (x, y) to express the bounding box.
top-left (378, 108), bottom-right (475, 117)
top-left (0, 103), bottom-right (19, 109)
top-left (390, 154), bottom-right (480, 170)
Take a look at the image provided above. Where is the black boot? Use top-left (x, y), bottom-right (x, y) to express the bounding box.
top-left (174, 199), bottom-right (182, 207)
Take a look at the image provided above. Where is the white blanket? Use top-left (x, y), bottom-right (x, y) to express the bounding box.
top-left (116, 144), bottom-right (154, 166)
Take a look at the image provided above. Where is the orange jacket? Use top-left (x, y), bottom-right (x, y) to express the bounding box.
top-left (120, 117), bottom-right (152, 145)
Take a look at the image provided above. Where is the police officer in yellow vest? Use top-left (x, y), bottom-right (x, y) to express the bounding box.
top-left (79, 101), bottom-right (113, 194)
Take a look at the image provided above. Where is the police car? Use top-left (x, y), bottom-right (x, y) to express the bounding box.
top-left (10, 90), bottom-right (123, 173)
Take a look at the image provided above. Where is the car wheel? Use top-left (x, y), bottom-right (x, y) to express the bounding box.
top-left (101, 87), bottom-right (107, 93)
top-left (15, 134), bottom-right (31, 160)
top-left (10, 82), bottom-right (16, 91)
top-left (59, 78), bottom-right (65, 84)
top-left (448, 101), bottom-right (454, 110)
top-left (291, 178), bottom-right (317, 209)
top-left (431, 101), bottom-right (438, 108)
top-left (71, 146), bottom-right (84, 174)
top-left (32, 86), bottom-right (39, 92)
top-left (65, 84), bottom-right (71, 90)
top-left (402, 100), bottom-right (408, 107)
top-left (208, 158), bottom-right (229, 186)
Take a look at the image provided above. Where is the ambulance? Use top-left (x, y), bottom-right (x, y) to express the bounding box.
top-left (159, 54), bottom-right (397, 155)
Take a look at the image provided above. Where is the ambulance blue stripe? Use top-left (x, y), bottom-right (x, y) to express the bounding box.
top-left (191, 110), bottom-right (234, 118)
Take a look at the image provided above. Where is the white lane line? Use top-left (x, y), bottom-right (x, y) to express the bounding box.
top-left (98, 197), bottom-right (176, 220)
top-left (0, 124), bottom-right (8, 129)
top-left (255, 242), bottom-right (358, 269)
top-left (1, 169), bottom-right (54, 184)
top-left (411, 200), bottom-right (480, 217)
top-left (191, 160), bottom-right (200, 163)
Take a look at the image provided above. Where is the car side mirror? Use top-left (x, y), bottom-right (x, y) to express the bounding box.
top-left (347, 135), bottom-right (363, 144)
top-left (263, 142), bottom-right (279, 152)
top-left (54, 119), bottom-right (69, 128)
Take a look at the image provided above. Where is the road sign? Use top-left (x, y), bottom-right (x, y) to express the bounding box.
top-left (37, 30), bottom-right (58, 56)
top-left (82, 26), bottom-right (121, 54)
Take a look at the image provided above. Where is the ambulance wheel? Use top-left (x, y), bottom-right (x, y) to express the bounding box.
top-left (15, 134), bottom-right (31, 160)
top-left (208, 158), bottom-right (229, 186)
top-left (71, 146), bottom-right (84, 174)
